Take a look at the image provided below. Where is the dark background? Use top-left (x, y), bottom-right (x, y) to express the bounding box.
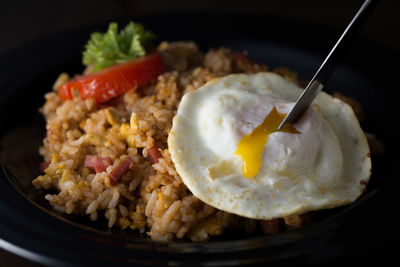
top-left (1, 0), bottom-right (399, 57)
top-left (1, 0), bottom-right (399, 265)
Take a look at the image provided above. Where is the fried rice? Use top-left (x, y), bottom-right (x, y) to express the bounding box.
top-left (32, 41), bottom-right (337, 241)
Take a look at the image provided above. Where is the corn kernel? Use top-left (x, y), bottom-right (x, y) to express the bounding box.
top-left (104, 176), bottom-right (112, 188)
top-left (157, 192), bottom-right (169, 209)
top-left (77, 180), bottom-right (88, 189)
top-left (202, 217), bottom-right (223, 235)
top-left (126, 135), bottom-right (135, 147)
top-left (130, 113), bottom-right (138, 134)
top-left (79, 120), bottom-right (87, 130)
top-left (51, 153), bottom-right (60, 164)
top-left (129, 211), bottom-right (144, 221)
top-left (80, 167), bottom-right (90, 177)
top-left (60, 169), bottom-right (73, 184)
top-left (53, 163), bottom-right (66, 175)
top-left (85, 134), bottom-right (103, 146)
top-left (129, 221), bottom-right (146, 230)
top-left (32, 175), bottom-right (51, 189)
top-left (120, 123), bottom-right (136, 147)
top-left (118, 217), bottom-right (131, 230)
top-left (120, 123), bottom-right (131, 138)
top-left (44, 167), bottom-right (51, 175)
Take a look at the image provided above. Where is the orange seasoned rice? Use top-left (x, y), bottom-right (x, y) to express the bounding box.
top-left (32, 41), bottom-right (313, 241)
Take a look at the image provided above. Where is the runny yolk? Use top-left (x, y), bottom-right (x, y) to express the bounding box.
top-left (234, 106), bottom-right (300, 178)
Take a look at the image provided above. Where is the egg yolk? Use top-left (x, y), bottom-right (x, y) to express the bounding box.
top-left (234, 106), bottom-right (300, 178)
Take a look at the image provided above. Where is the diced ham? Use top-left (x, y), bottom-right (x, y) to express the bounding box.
top-left (147, 145), bottom-right (162, 164)
top-left (261, 219), bottom-right (280, 234)
top-left (84, 155), bottom-right (97, 170)
top-left (84, 155), bottom-right (112, 173)
top-left (94, 157), bottom-right (113, 173)
top-left (109, 157), bottom-right (134, 185)
top-left (40, 162), bottom-right (50, 172)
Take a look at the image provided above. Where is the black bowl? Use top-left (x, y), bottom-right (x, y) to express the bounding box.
top-left (1, 13), bottom-right (399, 266)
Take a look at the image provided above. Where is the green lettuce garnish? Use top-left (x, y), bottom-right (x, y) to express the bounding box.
top-left (83, 21), bottom-right (156, 72)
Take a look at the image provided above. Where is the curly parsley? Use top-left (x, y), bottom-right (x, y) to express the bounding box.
top-left (83, 21), bottom-right (156, 72)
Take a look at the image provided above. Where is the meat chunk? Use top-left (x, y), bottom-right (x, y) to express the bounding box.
top-left (109, 157), bottom-right (135, 185)
top-left (147, 145), bottom-right (163, 164)
top-left (84, 155), bottom-right (113, 173)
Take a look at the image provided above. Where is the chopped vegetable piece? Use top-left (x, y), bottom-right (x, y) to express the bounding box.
top-left (40, 162), bottom-right (50, 172)
top-left (147, 145), bottom-right (163, 164)
top-left (94, 157), bottom-right (113, 173)
top-left (84, 155), bottom-right (113, 173)
top-left (58, 52), bottom-right (164, 103)
top-left (109, 157), bottom-right (134, 185)
top-left (83, 21), bottom-right (156, 72)
top-left (84, 155), bottom-right (97, 170)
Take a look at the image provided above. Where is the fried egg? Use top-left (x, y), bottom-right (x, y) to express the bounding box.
top-left (168, 72), bottom-right (371, 220)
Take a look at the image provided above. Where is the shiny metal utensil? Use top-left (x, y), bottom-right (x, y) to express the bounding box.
top-left (277, 0), bottom-right (378, 130)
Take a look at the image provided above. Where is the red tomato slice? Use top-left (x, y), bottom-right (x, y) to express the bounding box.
top-left (58, 52), bottom-right (165, 103)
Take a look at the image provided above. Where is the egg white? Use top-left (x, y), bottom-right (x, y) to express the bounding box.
top-left (168, 72), bottom-right (371, 219)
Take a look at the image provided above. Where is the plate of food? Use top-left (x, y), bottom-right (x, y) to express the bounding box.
top-left (0, 13), bottom-right (399, 265)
